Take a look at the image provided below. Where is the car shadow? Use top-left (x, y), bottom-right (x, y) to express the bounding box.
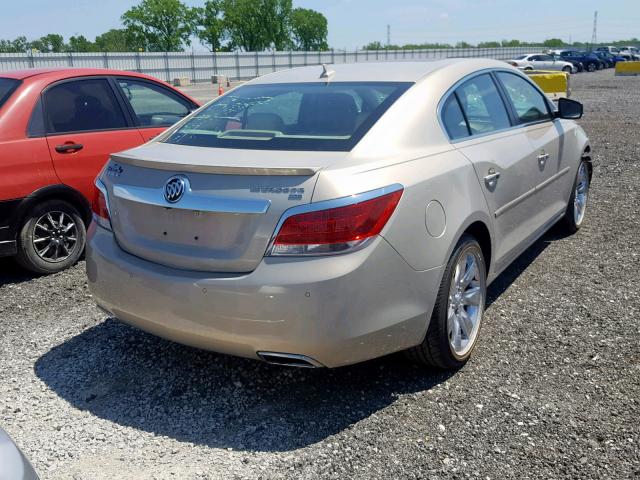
top-left (486, 225), bottom-right (570, 307)
top-left (34, 226), bottom-right (568, 452)
top-left (0, 258), bottom-right (40, 287)
top-left (35, 318), bottom-right (455, 452)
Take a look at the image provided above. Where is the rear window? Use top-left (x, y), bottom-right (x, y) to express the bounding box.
top-left (0, 78), bottom-right (21, 110)
top-left (164, 82), bottom-right (412, 151)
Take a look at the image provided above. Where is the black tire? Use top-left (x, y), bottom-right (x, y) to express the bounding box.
top-left (559, 160), bottom-right (590, 234)
top-left (406, 234), bottom-right (487, 369)
top-left (562, 66), bottom-right (572, 73)
top-left (587, 62), bottom-right (597, 72)
top-left (15, 199), bottom-right (86, 274)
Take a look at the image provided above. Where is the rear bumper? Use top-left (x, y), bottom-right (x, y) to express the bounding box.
top-left (86, 224), bottom-right (444, 367)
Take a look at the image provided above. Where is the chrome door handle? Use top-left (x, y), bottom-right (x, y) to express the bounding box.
top-left (484, 171), bottom-right (501, 189)
top-left (537, 152), bottom-right (549, 162)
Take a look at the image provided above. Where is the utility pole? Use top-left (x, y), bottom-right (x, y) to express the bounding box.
top-left (590, 11), bottom-right (598, 50)
top-left (387, 24), bottom-right (391, 47)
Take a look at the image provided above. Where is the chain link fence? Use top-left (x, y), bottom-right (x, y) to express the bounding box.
top-left (0, 47), bottom-right (561, 82)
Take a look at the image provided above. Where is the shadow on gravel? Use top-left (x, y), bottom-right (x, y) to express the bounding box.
top-left (0, 258), bottom-right (40, 287)
top-left (35, 319), bottom-right (454, 452)
top-left (486, 225), bottom-right (571, 307)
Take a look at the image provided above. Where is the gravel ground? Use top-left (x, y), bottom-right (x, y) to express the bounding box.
top-left (1, 69), bottom-right (639, 479)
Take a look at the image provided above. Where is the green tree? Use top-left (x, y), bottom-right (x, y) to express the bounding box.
top-left (67, 35), bottom-right (97, 52)
top-left (542, 38), bottom-right (564, 48)
top-left (30, 34), bottom-right (66, 53)
top-left (221, 0), bottom-right (292, 51)
top-left (477, 41), bottom-right (500, 48)
top-left (122, 0), bottom-right (197, 51)
top-left (455, 41), bottom-right (473, 48)
top-left (95, 29), bottom-right (132, 52)
top-left (0, 36), bottom-right (29, 53)
top-left (195, 0), bottom-right (226, 51)
top-left (363, 41), bottom-right (384, 50)
top-left (290, 8), bottom-right (328, 50)
top-left (501, 39), bottom-right (522, 47)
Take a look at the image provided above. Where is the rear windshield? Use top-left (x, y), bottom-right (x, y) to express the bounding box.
top-left (164, 81), bottom-right (412, 151)
top-left (514, 55), bottom-right (528, 60)
top-left (0, 78), bottom-right (21, 110)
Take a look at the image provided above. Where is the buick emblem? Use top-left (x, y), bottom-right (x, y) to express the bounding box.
top-left (164, 176), bottom-right (187, 203)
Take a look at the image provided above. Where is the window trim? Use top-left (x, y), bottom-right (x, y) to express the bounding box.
top-left (437, 68), bottom-right (556, 144)
top-left (40, 76), bottom-right (137, 137)
top-left (111, 76), bottom-right (198, 129)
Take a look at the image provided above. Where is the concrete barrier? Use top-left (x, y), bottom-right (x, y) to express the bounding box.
top-left (524, 70), bottom-right (570, 99)
top-left (172, 77), bottom-right (191, 86)
top-left (615, 61), bottom-right (640, 76)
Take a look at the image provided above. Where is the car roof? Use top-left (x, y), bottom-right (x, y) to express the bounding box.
top-left (0, 67), bottom-right (163, 82)
top-left (248, 59), bottom-right (510, 85)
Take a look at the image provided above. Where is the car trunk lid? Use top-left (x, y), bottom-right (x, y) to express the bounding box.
top-left (102, 143), bottom-right (336, 273)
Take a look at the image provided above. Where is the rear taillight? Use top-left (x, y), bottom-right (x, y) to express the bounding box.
top-left (268, 186), bottom-right (403, 256)
top-left (92, 180), bottom-right (112, 230)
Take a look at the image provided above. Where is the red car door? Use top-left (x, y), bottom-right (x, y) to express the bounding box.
top-left (113, 77), bottom-right (196, 142)
top-left (43, 77), bottom-right (144, 200)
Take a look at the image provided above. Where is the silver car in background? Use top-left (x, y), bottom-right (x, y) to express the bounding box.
top-left (508, 53), bottom-right (576, 73)
top-left (87, 59), bottom-right (591, 369)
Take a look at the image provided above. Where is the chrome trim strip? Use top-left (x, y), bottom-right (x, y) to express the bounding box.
top-left (495, 166), bottom-right (571, 218)
top-left (265, 183), bottom-right (404, 256)
top-left (112, 183), bottom-right (271, 214)
top-left (115, 155), bottom-right (318, 176)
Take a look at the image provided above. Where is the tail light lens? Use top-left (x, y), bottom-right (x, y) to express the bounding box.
top-left (92, 180), bottom-right (112, 230)
top-left (268, 187), bottom-right (403, 256)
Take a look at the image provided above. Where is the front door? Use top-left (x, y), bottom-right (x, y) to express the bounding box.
top-left (42, 77), bottom-right (144, 200)
top-left (451, 73), bottom-right (543, 268)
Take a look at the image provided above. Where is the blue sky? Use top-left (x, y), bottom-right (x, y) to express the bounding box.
top-left (2, 0), bottom-right (638, 49)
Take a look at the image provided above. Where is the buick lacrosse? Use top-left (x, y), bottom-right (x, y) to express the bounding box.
top-left (87, 59), bottom-right (591, 369)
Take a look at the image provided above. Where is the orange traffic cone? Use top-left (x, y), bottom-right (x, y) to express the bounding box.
top-left (218, 85), bottom-right (224, 96)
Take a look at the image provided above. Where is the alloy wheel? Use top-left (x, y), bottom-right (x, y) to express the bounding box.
top-left (574, 162), bottom-right (589, 226)
top-left (447, 249), bottom-right (485, 358)
top-left (33, 211), bottom-right (78, 263)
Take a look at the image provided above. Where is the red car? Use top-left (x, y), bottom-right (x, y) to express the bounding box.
top-left (0, 68), bottom-right (199, 273)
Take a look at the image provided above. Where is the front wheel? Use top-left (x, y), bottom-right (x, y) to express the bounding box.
top-left (406, 234), bottom-right (487, 369)
top-left (562, 66), bottom-right (572, 73)
top-left (559, 160), bottom-right (590, 234)
top-left (587, 62), bottom-right (597, 72)
top-left (15, 199), bottom-right (86, 274)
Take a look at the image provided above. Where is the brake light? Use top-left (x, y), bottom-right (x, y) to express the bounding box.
top-left (269, 188), bottom-right (403, 256)
top-left (92, 181), bottom-right (112, 230)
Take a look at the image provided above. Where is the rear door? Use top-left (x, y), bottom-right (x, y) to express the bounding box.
top-left (447, 73), bottom-right (542, 267)
top-left (113, 77), bottom-right (196, 142)
top-left (43, 77), bottom-right (144, 200)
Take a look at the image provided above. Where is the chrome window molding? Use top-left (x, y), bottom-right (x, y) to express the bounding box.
top-left (265, 183), bottom-right (404, 257)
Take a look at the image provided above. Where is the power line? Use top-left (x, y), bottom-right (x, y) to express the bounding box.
top-left (387, 24), bottom-right (390, 47)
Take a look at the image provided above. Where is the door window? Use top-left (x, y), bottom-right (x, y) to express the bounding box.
top-left (496, 72), bottom-right (551, 124)
top-left (44, 79), bottom-right (127, 134)
top-left (455, 74), bottom-right (511, 135)
top-left (118, 79), bottom-right (191, 127)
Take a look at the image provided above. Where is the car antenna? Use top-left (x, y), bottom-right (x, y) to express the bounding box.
top-left (320, 64), bottom-right (335, 82)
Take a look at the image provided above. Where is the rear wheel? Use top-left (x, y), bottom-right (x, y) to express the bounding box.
top-left (15, 199), bottom-right (86, 274)
top-left (587, 62), bottom-right (597, 72)
top-left (406, 234), bottom-right (486, 369)
top-left (559, 160), bottom-right (590, 234)
top-left (562, 66), bottom-right (572, 73)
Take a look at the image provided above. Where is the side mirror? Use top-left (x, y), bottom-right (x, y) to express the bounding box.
top-left (556, 98), bottom-right (583, 120)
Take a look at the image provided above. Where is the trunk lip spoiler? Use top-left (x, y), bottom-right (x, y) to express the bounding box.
top-left (113, 155), bottom-right (320, 176)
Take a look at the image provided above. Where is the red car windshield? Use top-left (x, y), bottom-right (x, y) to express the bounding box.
top-left (0, 78), bottom-right (21, 111)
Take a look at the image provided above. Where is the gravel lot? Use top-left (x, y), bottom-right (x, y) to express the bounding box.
top-left (1, 69), bottom-right (639, 479)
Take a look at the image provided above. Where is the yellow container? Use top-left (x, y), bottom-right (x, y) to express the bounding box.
top-left (525, 71), bottom-right (570, 99)
top-left (615, 61), bottom-right (640, 76)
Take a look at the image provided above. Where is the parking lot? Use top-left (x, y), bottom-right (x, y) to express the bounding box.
top-left (1, 68), bottom-right (639, 479)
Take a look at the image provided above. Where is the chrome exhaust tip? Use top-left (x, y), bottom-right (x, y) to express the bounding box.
top-left (257, 352), bottom-right (325, 368)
